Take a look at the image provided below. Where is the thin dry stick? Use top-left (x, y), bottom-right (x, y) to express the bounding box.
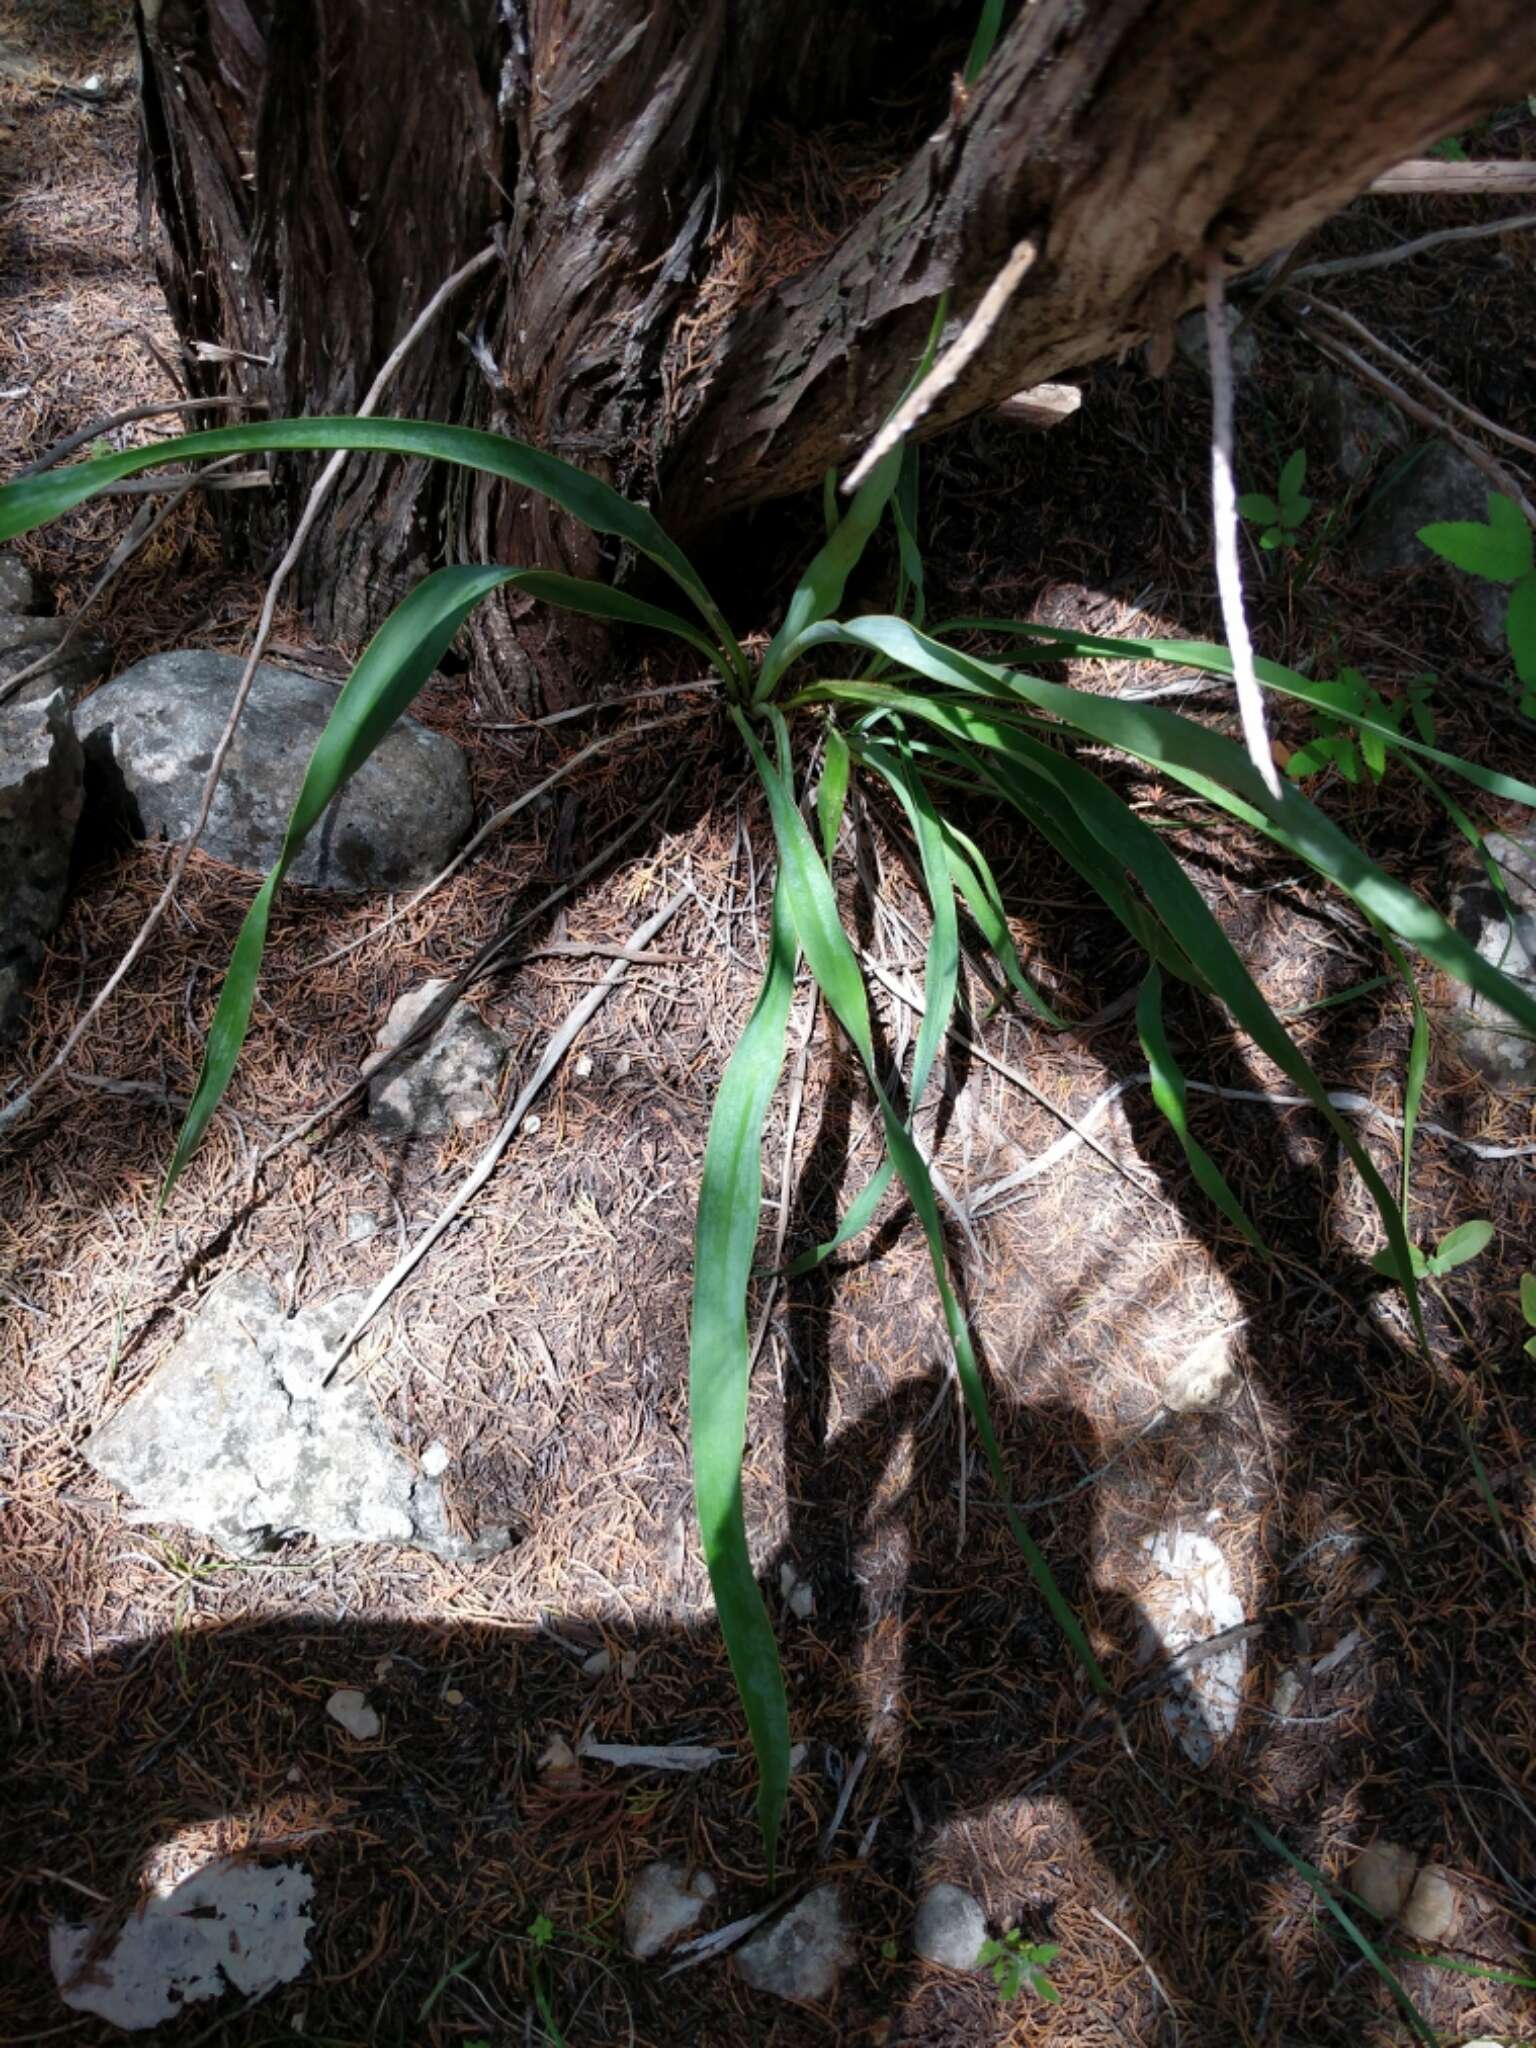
top-left (0, 240), bottom-right (500, 1136)
top-left (310, 708), bottom-right (706, 971)
top-left (1292, 319), bottom-right (1536, 528)
top-left (1087, 1904), bottom-right (1183, 2048)
top-left (474, 676), bottom-right (721, 732)
top-left (16, 394), bottom-right (260, 479)
top-left (1289, 209), bottom-right (1536, 285)
top-left (1204, 250), bottom-right (1281, 798)
top-left (1302, 294), bottom-right (1536, 460)
top-left (842, 238), bottom-right (1037, 493)
top-left (969, 1069), bottom-right (1536, 1216)
top-left (323, 885), bottom-right (688, 1385)
top-left (0, 458), bottom-right (245, 710)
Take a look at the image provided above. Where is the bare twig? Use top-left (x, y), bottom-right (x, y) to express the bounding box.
top-left (0, 241), bottom-right (500, 1137)
top-left (1302, 295), bottom-right (1536, 460)
top-left (1288, 314), bottom-right (1536, 528)
top-left (1205, 251), bottom-right (1280, 798)
top-left (309, 708), bottom-right (705, 971)
top-left (842, 238), bottom-right (1037, 493)
top-left (16, 394), bottom-right (260, 479)
top-left (323, 886), bottom-right (688, 1384)
top-left (1288, 209), bottom-right (1536, 285)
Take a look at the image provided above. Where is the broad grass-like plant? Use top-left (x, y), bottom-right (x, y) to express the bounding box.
top-left (5, 393), bottom-right (1536, 1871)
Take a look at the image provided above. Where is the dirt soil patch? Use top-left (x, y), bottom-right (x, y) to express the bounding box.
top-left (3, 12), bottom-right (1536, 2046)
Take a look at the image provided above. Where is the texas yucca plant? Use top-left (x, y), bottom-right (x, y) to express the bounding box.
top-left (5, 400), bottom-right (1535, 1870)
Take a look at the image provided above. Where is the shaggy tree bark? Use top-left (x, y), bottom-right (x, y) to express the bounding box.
top-left (137, 0), bottom-right (1536, 708)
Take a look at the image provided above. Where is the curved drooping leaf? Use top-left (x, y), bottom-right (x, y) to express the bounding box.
top-left (1137, 967), bottom-right (1266, 1253)
top-left (689, 873), bottom-right (798, 1872)
top-left (0, 416), bottom-right (740, 672)
top-left (163, 562), bottom-right (697, 1194)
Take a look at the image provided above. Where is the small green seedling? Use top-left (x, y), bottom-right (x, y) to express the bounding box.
top-left (1520, 1273), bottom-right (1536, 1358)
top-left (1428, 133), bottom-right (1470, 161)
top-left (978, 1930), bottom-right (1062, 2005)
top-left (1283, 667), bottom-right (1436, 785)
top-left (1240, 449), bottom-right (1313, 551)
top-left (1419, 491), bottom-right (1536, 719)
top-left (1371, 1218), bottom-right (1494, 1285)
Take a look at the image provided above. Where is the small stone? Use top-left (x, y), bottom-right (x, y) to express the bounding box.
top-left (912, 1883), bottom-right (988, 1970)
top-left (539, 1733), bottom-right (578, 1778)
top-left (1163, 1330), bottom-right (1239, 1412)
top-left (524, 1112), bottom-right (541, 1133)
top-left (624, 1860), bottom-right (717, 1960)
top-left (325, 1689), bottom-right (381, 1740)
top-left (368, 979), bottom-right (505, 1141)
top-left (779, 1560), bottom-right (815, 1619)
top-left (77, 651), bottom-right (472, 888)
top-left (444, 1687), bottom-right (465, 1706)
top-left (82, 1273), bottom-right (510, 1559)
top-left (0, 689), bottom-right (83, 1039)
top-left (345, 1211), bottom-right (380, 1243)
top-left (574, 1053), bottom-right (593, 1078)
top-left (734, 1884), bottom-right (849, 2004)
top-left (419, 1441), bottom-right (450, 1478)
top-left (1351, 442), bottom-right (1508, 652)
top-left (0, 551), bottom-right (39, 612)
top-left (619, 1650), bottom-right (639, 1681)
top-left (1351, 1843), bottom-right (1456, 1939)
top-left (1176, 304), bottom-right (1260, 378)
top-left (582, 1647), bottom-right (613, 1678)
top-left (1271, 1668), bottom-right (1304, 1718)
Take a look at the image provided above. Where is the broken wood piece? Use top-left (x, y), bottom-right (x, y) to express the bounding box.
top-left (1369, 159), bottom-right (1536, 195)
top-left (994, 381), bottom-right (1082, 428)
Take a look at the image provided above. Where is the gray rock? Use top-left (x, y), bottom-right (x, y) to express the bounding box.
top-left (77, 651), bottom-right (472, 889)
top-left (912, 1883), bottom-right (987, 1970)
top-left (1176, 305), bottom-right (1260, 378)
top-left (1447, 832), bottom-right (1536, 1085)
top-left (0, 551), bottom-right (39, 612)
top-left (368, 979), bottom-right (504, 1139)
top-left (735, 1885), bottom-right (850, 2005)
top-left (1306, 371), bottom-right (1405, 483)
top-left (624, 1861), bottom-right (716, 1960)
top-left (1352, 443), bottom-right (1508, 651)
top-left (0, 690), bottom-right (83, 1039)
top-left (0, 617), bottom-right (111, 710)
top-left (84, 1273), bottom-right (511, 1558)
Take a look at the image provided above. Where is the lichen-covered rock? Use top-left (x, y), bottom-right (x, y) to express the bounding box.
top-left (0, 615), bottom-right (111, 709)
top-left (735, 1885), bottom-right (849, 2004)
top-left (83, 1273), bottom-right (510, 1558)
top-left (1447, 832), bottom-right (1536, 1086)
top-left (78, 651), bottom-right (472, 889)
top-left (1351, 442), bottom-right (1507, 650)
top-left (0, 551), bottom-right (40, 613)
top-left (368, 979), bottom-right (505, 1139)
top-left (0, 689), bottom-right (83, 1038)
top-left (1306, 371), bottom-right (1405, 483)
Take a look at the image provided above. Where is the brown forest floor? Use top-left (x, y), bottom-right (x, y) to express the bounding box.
top-left (3, 9), bottom-right (1536, 2047)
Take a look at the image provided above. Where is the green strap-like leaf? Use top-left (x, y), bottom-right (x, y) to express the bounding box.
top-left (1136, 967), bottom-right (1267, 1252)
top-left (736, 705), bottom-right (1112, 1703)
top-left (163, 561), bottom-right (700, 1194)
top-left (0, 415), bottom-right (739, 674)
top-left (689, 872), bottom-right (799, 1872)
top-left (935, 615), bottom-right (1536, 811)
top-left (938, 817), bottom-right (1067, 1028)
